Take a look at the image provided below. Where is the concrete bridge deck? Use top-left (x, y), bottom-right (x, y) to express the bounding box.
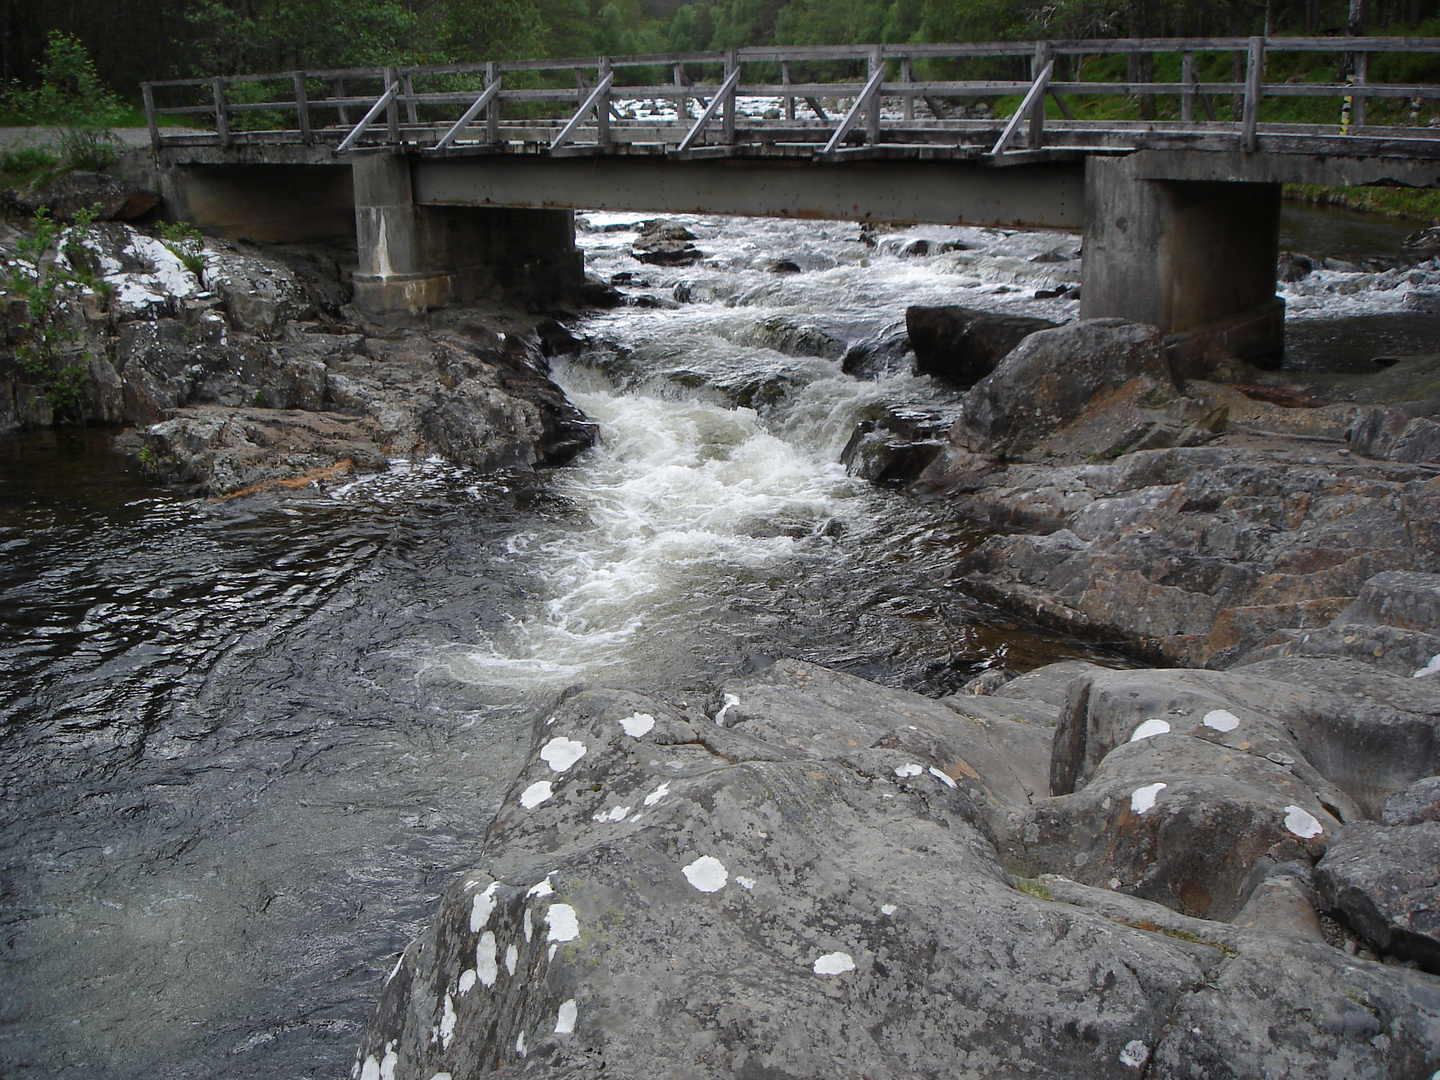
top-left (144, 37), bottom-right (1440, 366)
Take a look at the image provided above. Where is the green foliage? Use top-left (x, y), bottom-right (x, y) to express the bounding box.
top-left (1, 33), bottom-right (124, 171)
top-left (158, 221), bottom-right (208, 278)
top-left (2, 207), bottom-right (105, 416)
top-left (0, 147), bottom-right (62, 191)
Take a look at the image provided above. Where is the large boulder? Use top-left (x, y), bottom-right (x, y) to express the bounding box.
top-left (1315, 820), bottom-right (1440, 972)
top-left (354, 659), bottom-right (1440, 1079)
top-left (905, 305), bottom-right (1056, 386)
top-left (631, 220), bottom-right (702, 266)
top-left (951, 319), bottom-right (1223, 460)
top-left (3, 170), bottom-right (156, 222)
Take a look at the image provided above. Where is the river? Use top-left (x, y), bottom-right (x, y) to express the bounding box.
top-left (0, 203), bottom-right (1434, 1078)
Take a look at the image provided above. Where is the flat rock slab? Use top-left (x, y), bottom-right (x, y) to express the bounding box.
top-left (356, 661), bottom-right (1440, 1079)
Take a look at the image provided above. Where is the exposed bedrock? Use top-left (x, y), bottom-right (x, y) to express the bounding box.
top-left (355, 658), bottom-right (1440, 1079)
top-left (0, 222), bottom-right (596, 494)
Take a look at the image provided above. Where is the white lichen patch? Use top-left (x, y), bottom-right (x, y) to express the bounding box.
top-left (470, 882), bottom-right (500, 932)
top-left (619, 712), bottom-right (655, 737)
top-left (643, 781), bottom-right (671, 806)
top-left (505, 943), bottom-right (519, 975)
top-left (523, 908), bottom-right (533, 942)
top-left (715, 693), bottom-right (741, 726)
top-left (929, 766), bottom-right (958, 788)
top-left (683, 856), bottom-right (729, 893)
top-left (1129, 718), bottom-right (1171, 741)
top-left (555, 999), bottom-right (578, 1034)
top-left (812, 951), bottom-right (856, 975)
top-left (881, 903), bottom-right (898, 916)
top-left (439, 994), bottom-right (458, 1050)
top-left (1202, 709), bottom-right (1241, 732)
top-left (1283, 804), bottom-right (1324, 839)
top-left (546, 903), bottom-right (580, 943)
top-left (735, 875), bottom-right (757, 890)
top-left (515, 1031), bottom-right (527, 1058)
top-left (540, 736), bottom-right (587, 773)
top-left (477, 932), bottom-right (498, 987)
top-left (520, 780), bottom-right (554, 809)
top-left (457, 969), bottom-right (476, 995)
top-left (894, 763), bottom-right (923, 778)
top-left (1414, 654), bottom-right (1440, 678)
top-left (1119, 1040), bottom-right (1150, 1068)
top-left (1130, 783), bottom-right (1167, 814)
top-left (527, 876), bottom-right (555, 898)
top-left (359, 1042), bottom-right (398, 1080)
top-left (592, 805), bottom-right (631, 823)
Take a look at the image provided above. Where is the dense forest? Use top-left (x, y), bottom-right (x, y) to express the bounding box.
top-left (1, 0), bottom-right (1438, 96)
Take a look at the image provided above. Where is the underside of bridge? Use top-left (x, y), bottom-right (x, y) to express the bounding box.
top-left (156, 145), bottom-right (1437, 362)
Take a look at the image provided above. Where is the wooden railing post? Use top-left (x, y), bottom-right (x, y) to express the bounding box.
top-left (1181, 51), bottom-right (1196, 122)
top-left (384, 67), bottom-right (400, 143)
top-left (782, 60), bottom-right (795, 121)
top-left (866, 44), bottom-right (883, 144)
top-left (293, 72), bottom-right (313, 143)
top-left (1353, 48), bottom-right (1368, 128)
top-left (901, 56), bottom-right (914, 122)
top-left (141, 83), bottom-right (160, 149)
top-left (334, 78), bottom-right (350, 126)
top-left (1242, 36), bottom-right (1263, 152)
top-left (402, 71), bottom-right (418, 126)
top-left (485, 61), bottom-right (500, 143)
top-left (212, 77), bottom-right (232, 148)
top-left (597, 57), bottom-right (612, 147)
top-left (723, 50), bottom-right (738, 144)
top-left (674, 62), bottom-right (688, 126)
top-left (1029, 40), bottom-right (1051, 149)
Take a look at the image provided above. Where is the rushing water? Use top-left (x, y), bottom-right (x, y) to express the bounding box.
top-left (0, 203), bottom-right (1433, 1079)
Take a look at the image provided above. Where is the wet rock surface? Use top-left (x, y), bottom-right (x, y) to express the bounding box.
top-left (906, 304), bottom-right (1056, 386)
top-left (356, 658), bottom-right (1440, 1079)
top-left (0, 222), bottom-right (596, 494)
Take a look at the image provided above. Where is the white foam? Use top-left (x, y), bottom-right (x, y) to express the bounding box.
top-left (1284, 805), bottom-right (1324, 839)
top-left (555, 999), bottom-right (578, 1034)
top-left (1129, 718), bottom-right (1171, 741)
top-left (813, 951), bottom-right (856, 975)
top-left (619, 712), bottom-right (655, 737)
top-left (683, 855), bottom-right (729, 892)
top-left (520, 780), bottom-right (553, 809)
top-left (540, 736), bottom-right (587, 772)
top-left (1202, 709), bottom-right (1241, 732)
top-left (1130, 783), bottom-right (1167, 814)
top-left (546, 904), bottom-right (580, 943)
top-left (894, 763), bottom-right (923, 778)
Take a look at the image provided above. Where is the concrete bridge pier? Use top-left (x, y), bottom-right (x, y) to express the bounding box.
top-left (1081, 156), bottom-right (1284, 373)
top-left (351, 154), bottom-right (584, 317)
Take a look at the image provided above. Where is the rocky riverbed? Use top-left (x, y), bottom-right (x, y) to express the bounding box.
top-left (5, 196), bottom-right (1440, 1078)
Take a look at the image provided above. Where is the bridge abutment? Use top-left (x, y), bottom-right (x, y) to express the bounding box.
top-left (1081, 156), bottom-right (1283, 373)
top-left (351, 154), bottom-right (584, 317)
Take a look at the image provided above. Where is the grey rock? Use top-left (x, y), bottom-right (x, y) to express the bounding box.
top-left (5, 170), bottom-right (156, 222)
top-left (1315, 820), bottom-right (1440, 973)
top-left (905, 305), bottom-right (1056, 386)
top-left (1383, 776), bottom-right (1440, 826)
top-left (356, 660), bottom-right (1440, 1080)
top-left (1350, 406), bottom-right (1440, 463)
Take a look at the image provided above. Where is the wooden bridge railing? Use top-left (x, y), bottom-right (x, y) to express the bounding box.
top-left (141, 37), bottom-right (1440, 159)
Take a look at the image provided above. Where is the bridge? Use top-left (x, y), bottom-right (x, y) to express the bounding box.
top-left (142, 38), bottom-right (1440, 366)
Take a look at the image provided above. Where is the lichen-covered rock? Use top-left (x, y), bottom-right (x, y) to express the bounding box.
top-left (355, 659), bottom-right (1440, 1079)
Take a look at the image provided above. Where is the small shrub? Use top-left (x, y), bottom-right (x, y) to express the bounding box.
top-left (0, 147), bottom-right (61, 190)
top-left (1, 33), bottom-right (126, 173)
top-left (3, 206), bottom-right (106, 415)
top-left (158, 221), bottom-right (207, 279)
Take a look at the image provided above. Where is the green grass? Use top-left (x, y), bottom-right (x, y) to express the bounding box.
top-left (1285, 183), bottom-right (1440, 224)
